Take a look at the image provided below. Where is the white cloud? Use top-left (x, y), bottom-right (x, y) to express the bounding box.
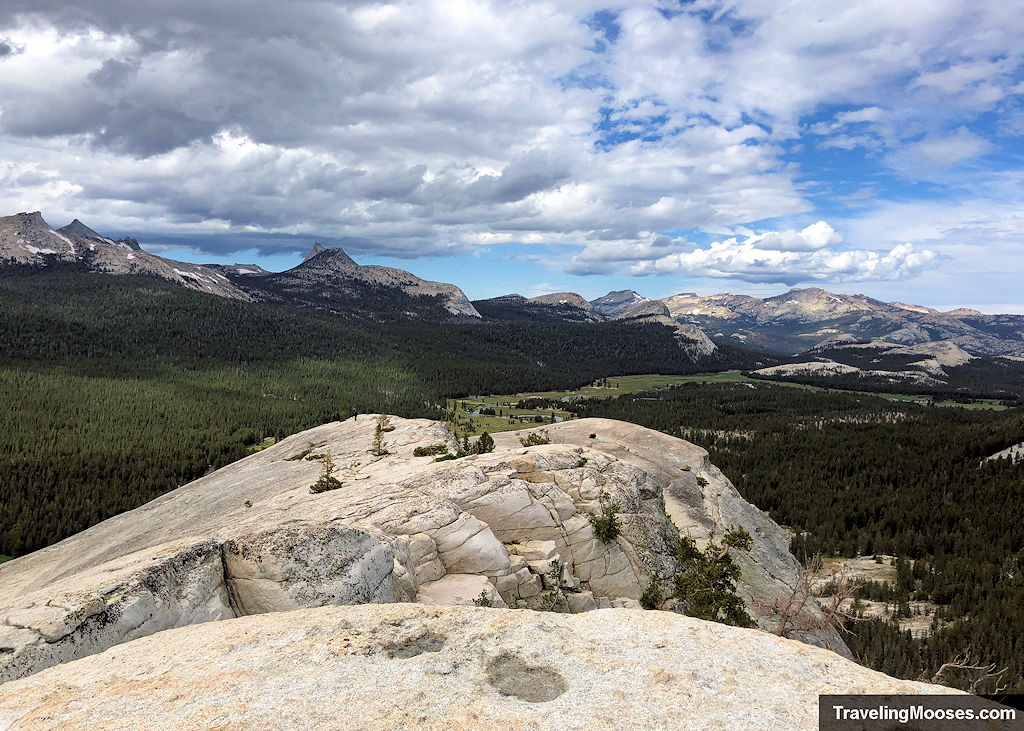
top-left (886, 127), bottom-right (994, 176)
top-left (0, 0), bottom-right (1019, 289)
top-left (836, 106), bottom-right (885, 125)
top-left (630, 234), bottom-right (935, 285)
top-left (568, 221), bottom-right (935, 284)
top-left (913, 58), bottom-right (1015, 95)
top-left (750, 221), bottom-right (842, 252)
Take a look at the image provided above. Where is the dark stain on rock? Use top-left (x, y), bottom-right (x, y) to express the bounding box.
top-left (486, 651), bottom-right (566, 702)
top-left (387, 633), bottom-right (446, 659)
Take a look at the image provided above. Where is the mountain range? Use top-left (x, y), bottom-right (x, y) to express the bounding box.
top-left (663, 287), bottom-right (1024, 358)
top-left (0, 212), bottom-right (248, 299)
top-left (3, 210), bottom-right (1024, 392)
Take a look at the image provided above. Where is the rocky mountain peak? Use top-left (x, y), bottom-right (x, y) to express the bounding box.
top-left (529, 292), bottom-right (592, 309)
top-left (15, 211), bottom-right (48, 226)
top-left (261, 243), bottom-right (479, 319)
top-left (772, 287), bottom-right (834, 302)
top-left (300, 243), bottom-right (357, 271)
top-left (57, 219), bottom-right (105, 241)
top-left (304, 242), bottom-right (328, 261)
top-left (590, 289), bottom-right (650, 318)
top-left (6, 211), bottom-right (57, 237)
top-left (616, 299), bottom-right (671, 319)
top-left (0, 211), bottom-right (78, 260)
top-left (604, 289), bottom-right (645, 300)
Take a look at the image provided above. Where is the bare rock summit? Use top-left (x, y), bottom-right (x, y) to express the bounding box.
top-left (590, 288), bottom-right (650, 318)
top-left (0, 416), bottom-right (845, 684)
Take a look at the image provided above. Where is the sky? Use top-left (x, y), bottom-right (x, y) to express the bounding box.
top-left (1, 1), bottom-right (1023, 310)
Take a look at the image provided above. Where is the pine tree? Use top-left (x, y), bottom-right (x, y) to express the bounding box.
top-left (371, 414), bottom-right (391, 456)
top-left (474, 431), bottom-right (495, 454)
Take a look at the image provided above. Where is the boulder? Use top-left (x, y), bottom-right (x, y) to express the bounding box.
top-left (417, 574), bottom-right (506, 608)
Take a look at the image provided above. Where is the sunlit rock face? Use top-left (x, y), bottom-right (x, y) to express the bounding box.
top-left (0, 416), bottom-right (844, 683)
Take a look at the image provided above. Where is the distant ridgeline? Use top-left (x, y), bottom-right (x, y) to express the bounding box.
top-left (3, 211), bottom-right (1024, 387)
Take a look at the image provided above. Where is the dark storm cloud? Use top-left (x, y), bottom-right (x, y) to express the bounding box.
top-left (467, 151), bottom-right (574, 203)
top-left (0, 2), bottom-right (420, 155)
top-left (94, 105), bottom-right (220, 156)
top-left (87, 57), bottom-right (140, 87)
top-left (136, 230), bottom-right (470, 260)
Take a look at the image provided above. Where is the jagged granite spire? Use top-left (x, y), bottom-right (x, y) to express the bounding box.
top-left (300, 242), bottom-right (358, 271)
top-left (304, 242), bottom-right (328, 261)
top-left (58, 219), bottom-right (104, 241)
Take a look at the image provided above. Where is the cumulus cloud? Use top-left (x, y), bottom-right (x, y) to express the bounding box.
top-left (836, 107), bottom-right (885, 125)
top-left (570, 221), bottom-right (935, 285)
top-left (749, 221), bottom-right (843, 252)
top-left (633, 237), bottom-right (936, 285)
top-left (0, 0), bottom-right (1018, 289)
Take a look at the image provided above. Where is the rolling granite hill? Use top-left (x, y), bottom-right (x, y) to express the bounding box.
top-left (472, 292), bottom-right (602, 323)
top-left (472, 290), bottom-right (717, 357)
top-left (590, 289), bottom-right (650, 318)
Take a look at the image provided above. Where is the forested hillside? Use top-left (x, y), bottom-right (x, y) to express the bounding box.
top-left (0, 266), bottom-right (746, 557)
top-left (568, 384), bottom-right (1024, 692)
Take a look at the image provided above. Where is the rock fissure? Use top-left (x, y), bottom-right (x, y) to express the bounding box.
top-left (219, 543), bottom-right (243, 619)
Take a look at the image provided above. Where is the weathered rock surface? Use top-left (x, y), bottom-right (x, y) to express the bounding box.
top-left (983, 441), bottom-right (1024, 464)
top-left (0, 603), bottom-right (959, 730)
top-left (752, 359), bottom-right (945, 386)
top-left (0, 416), bottom-right (844, 683)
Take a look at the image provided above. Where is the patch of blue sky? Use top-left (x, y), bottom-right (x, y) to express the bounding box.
top-left (594, 112), bottom-right (669, 148)
top-left (355, 244), bottom-right (634, 301)
top-left (583, 9), bottom-right (620, 50)
top-left (667, 1), bottom-right (759, 43)
top-left (793, 103), bottom-right (1018, 221)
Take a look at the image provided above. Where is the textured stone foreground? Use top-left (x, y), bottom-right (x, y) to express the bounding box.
top-left (0, 416), bottom-right (844, 683)
top-left (0, 603), bottom-right (958, 730)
